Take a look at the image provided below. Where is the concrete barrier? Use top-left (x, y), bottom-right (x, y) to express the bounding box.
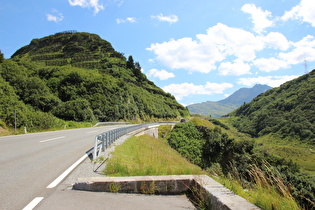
top-left (135, 125), bottom-right (159, 139)
top-left (73, 175), bottom-right (260, 210)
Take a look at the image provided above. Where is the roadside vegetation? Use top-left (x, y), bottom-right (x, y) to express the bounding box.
top-left (104, 134), bottom-right (204, 176)
top-left (104, 118), bottom-right (314, 209)
top-left (167, 118), bottom-right (314, 209)
top-left (230, 70), bottom-right (315, 146)
top-left (0, 119), bottom-right (94, 136)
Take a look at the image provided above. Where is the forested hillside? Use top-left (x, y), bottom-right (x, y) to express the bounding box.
top-left (0, 31), bottom-right (189, 132)
top-left (230, 70), bottom-right (315, 144)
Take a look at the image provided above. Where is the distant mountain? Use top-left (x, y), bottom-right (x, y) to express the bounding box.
top-left (230, 70), bottom-right (315, 144)
top-left (187, 84), bottom-right (272, 118)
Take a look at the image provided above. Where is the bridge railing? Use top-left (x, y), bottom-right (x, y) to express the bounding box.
top-left (93, 123), bottom-right (155, 160)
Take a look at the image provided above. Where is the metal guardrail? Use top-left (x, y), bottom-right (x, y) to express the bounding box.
top-left (93, 123), bottom-right (155, 160)
top-left (94, 122), bottom-right (130, 127)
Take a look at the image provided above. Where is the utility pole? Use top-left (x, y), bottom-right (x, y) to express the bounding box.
top-left (304, 59), bottom-right (308, 74)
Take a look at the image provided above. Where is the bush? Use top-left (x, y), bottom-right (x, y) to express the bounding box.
top-left (167, 120), bottom-right (315, 209)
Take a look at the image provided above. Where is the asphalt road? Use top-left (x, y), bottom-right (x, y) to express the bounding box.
top-left (0, 125), bottom-right (129, 210)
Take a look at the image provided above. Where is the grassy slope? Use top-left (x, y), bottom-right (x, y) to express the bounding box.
top-left (104, 134), bottom-right (204, 176)
top-left (218, 117), bottom-right (315, 176)
top-left (188, 101), bottom-right (238, 118)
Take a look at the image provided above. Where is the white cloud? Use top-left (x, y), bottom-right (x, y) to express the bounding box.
top-left (252, 35), bottom-right (315, 72)
top-left (147, 23), bottom-right (264, 74)
top-left (200, 23), bottom-right (265, 61)
top-left (241, 4), bottom-right (273, 33)
top-left (147, 69), bottom-right (175, 80)
top-left (218, 60), bottom-right (251, 76)
top-left (147, 20), bottom-right (315, 75)
top-left (46, 9), bottom-right (64, 22)
top-left (279, 35), bottom-right (315, 65)
top-left (263, 32), bottom-right (291, 51)
top-left (237, 75), bottom-right (299, 87)
top-left (115, 0), bottom-right (124, 7)
top-left (151, 14), bottom-right (178, 24)
top-left (281, 0), bottom-right (315, 27)
top-left (116, 17), bottom-right (137, 24)
top-left (147, 37), bottom-right (220, 73)
top-left (162, 82), bottom-right (233, 101)
top-left (253, 57), bottom-right (290, 72)
top-left (68, 0), bottom-right (104, 14)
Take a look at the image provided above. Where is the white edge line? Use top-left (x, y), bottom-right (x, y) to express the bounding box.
top-left (46, 152), bottom-right (90, 188)
top-left (39, 136), bottom-right (65, 143)
top-left (23, 197), bottom-right (44, 210)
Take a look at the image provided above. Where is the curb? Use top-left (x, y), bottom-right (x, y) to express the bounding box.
top-left (73, 175), bottom-right (260, 210)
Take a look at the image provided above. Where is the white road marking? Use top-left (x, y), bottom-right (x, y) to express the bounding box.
top-left (39, 136), bottom-right (65, 143)
top-left (46, 152), bottom-right (90, 188)
top-left (23, 197), bottom-right (44, 210)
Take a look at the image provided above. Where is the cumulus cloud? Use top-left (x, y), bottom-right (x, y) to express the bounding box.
top-left (147, 69), bottom-right (175, 80)
top-left (116, 17), bottom-right (137, 24)
top-left (68, 0), bottom-right (104, 14)
top-left (218, 60), bottom-right (251, 76)
top-left (147, 23), bottom-right (266, 74)
top-left (279, 35), bottom-right (315, 65)
top-left (253, 58), bottom-right (290, 72)
top-left (147, 37), bottom-right (220, 73)
top-left (162, 82), bottom-right (233, 101)
top-left (263, 32), bottom-right (291, 51)
top-left (46, 9), bottom-right (64, 22)
top-left (237, 75), bottom-right (299, 87)
top-left (281, 0), bottom-right (315, 27)
top-left (147, 19), bottom-right (315, 75)
top-left (241, 4), bottom-right (274, 33)
top-left (252, 34), bottom-right (315, 72)
top-left (151, 14), bottom-right (178, 24)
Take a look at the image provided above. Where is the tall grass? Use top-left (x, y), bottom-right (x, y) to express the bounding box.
top-left (104, 134), bottom-right (204, 176)
top-left (210, 162), bottom-right (300, 210)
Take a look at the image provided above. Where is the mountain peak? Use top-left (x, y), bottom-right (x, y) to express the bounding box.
top-left (219, 84), bottom-right (272, 105)
top-left (188, 84), bottom-right (271, 117)
top-left (11, 32), bottom-right (125, 69)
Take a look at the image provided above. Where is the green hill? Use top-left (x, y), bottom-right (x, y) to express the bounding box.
top-left (188, 84), bottom-right (271, 118)
top-left (230, 70), bottom-right (315, 145)
top-left (188, 101), bottom-right (238, 118)
top-left (0, 31), bottom-right (189, 132)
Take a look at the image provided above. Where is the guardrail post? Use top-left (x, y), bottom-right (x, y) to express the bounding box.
top-left (101, 133), bottom-right (105, 152)
top-left (110, 130), bottom-right (115, 144)
top-left (105, 132), bottom-right (108, 148)
top-left (93, 136), bottom-right (98, 160)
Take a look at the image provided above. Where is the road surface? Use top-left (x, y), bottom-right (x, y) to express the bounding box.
top-left (0, 125), bottom-right (128, 210)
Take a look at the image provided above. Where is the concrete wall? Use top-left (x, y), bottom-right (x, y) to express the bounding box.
top-left (73, 175), bottom-right (260, 210)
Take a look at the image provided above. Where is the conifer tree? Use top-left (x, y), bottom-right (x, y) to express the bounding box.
top-left (0, 50), bottom-right (4, 63)
top-left (126, 55), bottom-right (135, 69)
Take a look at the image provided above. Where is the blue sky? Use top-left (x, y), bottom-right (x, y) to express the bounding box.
top-left (1, 0), bottom-right (315, 106)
